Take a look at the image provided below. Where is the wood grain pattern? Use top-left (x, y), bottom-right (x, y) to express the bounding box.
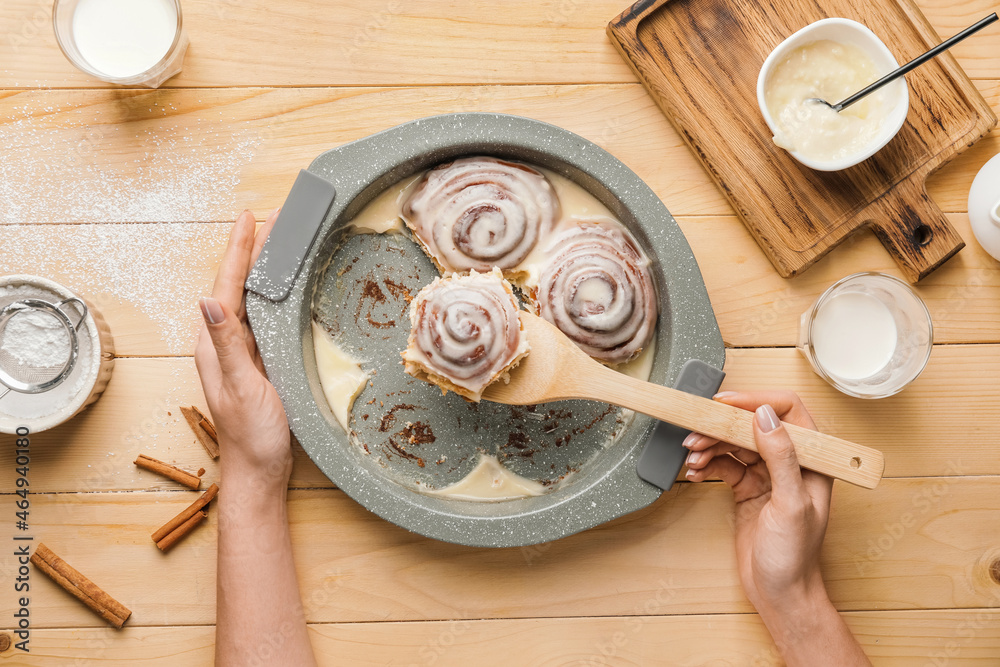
top-left (0, 84), bottom-right (995, 227)
top-left (4, 345), bottom-right (1000, 494)
top-left (2, 213), bottom-right (999, 359)
top-left (2, 0), bottom-right (1000, 88)
top-left (1, 2), bottom-right (997, 661)
top-left (3, 610), bottom-right (999, 665)
top-left (2, 479), bottom-right (998, 628)
top-left (487, 313), bottom-right (884, 488)
top-left (608, 0), bottom-right (996, 281)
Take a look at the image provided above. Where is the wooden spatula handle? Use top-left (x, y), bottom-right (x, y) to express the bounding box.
top-left (581, 367), bottom-right (885, 489)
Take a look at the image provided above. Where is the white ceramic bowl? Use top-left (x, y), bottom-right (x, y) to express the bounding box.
top-left (0, 275), bottom-right (115, 434)
top-left (757, 18), bottom-right (910, 171)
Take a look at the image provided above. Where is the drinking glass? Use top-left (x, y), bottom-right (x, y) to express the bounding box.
top-left (53, 0), bottom-right (189, 88)
top-left (798, 272), bottom-right (933, 399)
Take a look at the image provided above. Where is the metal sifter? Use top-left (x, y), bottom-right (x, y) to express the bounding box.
top-left (0, 297), bottom-right (88, 400)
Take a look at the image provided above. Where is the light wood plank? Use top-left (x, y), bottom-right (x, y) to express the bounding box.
top-left (0, 357), bottom-right (330, 491)
top-left (721, 346), bottom-right (1000, 478)
top-left (0, 211), bottom-right (998, 357)
top-left (0, 86), bottom-right (727, 223)
top-left (0, 223), bottom-right (228, 356)
top-left (0, 84), bottom-right (995, 228)
top-left (1, 0), bottom-right (998, 87)
top-left (3, 346), bottom-right (1000, 493)
top-left (685, 210), bottom-right (1000, 348)
top-left (2, 610), bottom-right (999, 665)
top-left (0, 477), bottom-right (998, 628)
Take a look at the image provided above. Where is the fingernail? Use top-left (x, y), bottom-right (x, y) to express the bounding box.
top-left (685, 469), bottom-right (695, 480)
top-left (686, 451), bottom-right (703, 466)
top-left (270, 207), bottom-right (281, 218)
top-left (200, 297), bottom-right (224, 325)
top-left (713, 391), bottom-right (738, 400)
top-left (682, 433), bottom-right (701, 449)
top-left (756, 404), bottom-right (780, 433)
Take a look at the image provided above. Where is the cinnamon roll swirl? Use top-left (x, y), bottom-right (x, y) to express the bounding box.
top-left (537, 221), bottom-right (657, 365)
top-left (401, 157), bottom-right (560, 274)
top-left (402, 269), bottom-right (530, 402)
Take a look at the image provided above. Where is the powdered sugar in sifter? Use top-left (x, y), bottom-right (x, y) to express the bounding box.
top-left (0, 275), bottom-right (115, 434)
top-left (0, 297), bottom-right (88, 399)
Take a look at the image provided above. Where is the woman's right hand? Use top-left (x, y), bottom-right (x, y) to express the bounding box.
top-left (683, 391), bottom-right (870, 666)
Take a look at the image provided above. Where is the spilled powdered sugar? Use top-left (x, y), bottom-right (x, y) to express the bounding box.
top-left (0, 95), bottom-right (265, 353)
top-left (0, 224), bottom-right (229, 354)
top-left (0, 97), bottom-right (261, 223)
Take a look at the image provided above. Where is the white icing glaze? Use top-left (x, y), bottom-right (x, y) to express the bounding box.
top-left (402, 157), bottom-right (560, 272)
top-left (402, 269), bottom-right (529, 402)
top-left (764, 40), bottom-right (889, 162)
top-left (427, 453), bottom-right (546, 501)
top-left (516, 168), bottom-right (619, 287)
top-left (537, 221), bottom-right (657, 365)
top-left (344, 175), bottom-right (421, 236)
top-left (618, 337), bottom-right (656, 381)
top-left (312, 321), bottom-right (370, 432)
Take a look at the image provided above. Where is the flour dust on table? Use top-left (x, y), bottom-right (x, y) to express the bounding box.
top-left (0, 224), bottom-right (225, 354)
top-left (0, 100), bottom-right (260, 224)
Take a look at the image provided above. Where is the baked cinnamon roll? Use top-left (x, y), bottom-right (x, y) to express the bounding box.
top-left (402, 269), bottom-right (530, 402)
top-left (401, 157), bottom-right (560, 274)
top-left (537, 221), bottom-right (657, 365)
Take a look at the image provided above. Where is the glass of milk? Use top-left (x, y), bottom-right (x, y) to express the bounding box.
top-left (798, 272), bottom-right (933, 399)
top-left (53, 0), bottom-right (189, 88)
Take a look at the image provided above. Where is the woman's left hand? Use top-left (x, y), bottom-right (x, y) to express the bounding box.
top-left (195, 208), bottom-right (292, 483)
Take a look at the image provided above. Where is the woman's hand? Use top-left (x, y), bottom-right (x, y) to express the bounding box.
top-left (683, 391), bottom-right (870, 666)
top-left (195, 208), bottom-right (291, 485)
top-left (199, 209), bottom-right (318, 667)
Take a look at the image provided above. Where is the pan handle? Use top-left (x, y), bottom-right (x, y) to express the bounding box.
top-left (245, 170), bottom-right (337, 302)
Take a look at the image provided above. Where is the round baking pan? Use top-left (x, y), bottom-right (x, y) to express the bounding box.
top-left (246, 113), bottom-right (724, 547)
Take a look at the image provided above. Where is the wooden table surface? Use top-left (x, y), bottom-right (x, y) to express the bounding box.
top-left (2, 0), bottom-right (999, 664)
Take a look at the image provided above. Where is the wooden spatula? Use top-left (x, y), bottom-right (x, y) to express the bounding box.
top-left (484, 312), bottom-right (885, 489)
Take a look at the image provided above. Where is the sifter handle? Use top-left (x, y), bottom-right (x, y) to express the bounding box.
top-left (57, 298), bottom-right (89, 331)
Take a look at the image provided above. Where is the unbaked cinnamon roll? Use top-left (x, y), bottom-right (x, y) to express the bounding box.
top-left (402, 269), bottom-right (530, 402)
top-left (401, 157), bottom-right (560, 274)
top-left (537, 221), bottom-right (657, 365)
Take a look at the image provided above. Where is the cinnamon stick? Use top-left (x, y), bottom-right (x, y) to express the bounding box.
top-left (134, 454), bottom-right (201, 490)
top-left (180, 406), bottom-right (220, 459)
top-left (30, 543), bottom-right (131, 629)
top-left (155, 511), bottom-right (207, 552)
top-left (198, 417), bottom-right (218, 443)
top-left (152, 483), bottom-right (219, 543)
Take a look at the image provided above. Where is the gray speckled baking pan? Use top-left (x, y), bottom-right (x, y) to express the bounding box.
top-left (246, 113), bottom-right (724, 547)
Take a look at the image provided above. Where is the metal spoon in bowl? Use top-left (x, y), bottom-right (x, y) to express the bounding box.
top-left (808, 13), bottom-right (998, 112)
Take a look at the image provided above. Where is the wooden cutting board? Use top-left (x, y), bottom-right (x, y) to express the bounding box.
top-left (608, 0), bottom-right (997, 282)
